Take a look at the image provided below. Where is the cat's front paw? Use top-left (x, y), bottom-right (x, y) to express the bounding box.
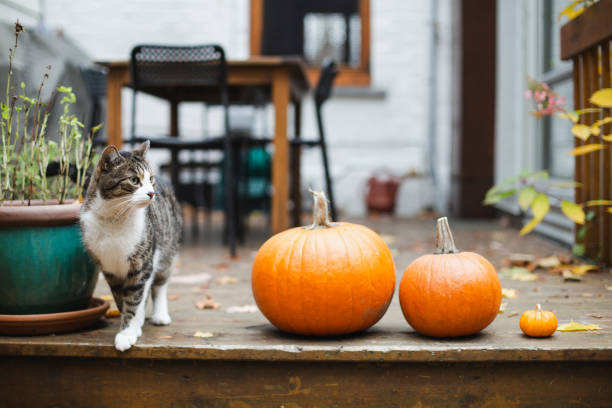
top-left (114, 329), bottom-right (139, 351)
top-left (150, 313), bottom-right (172, 326)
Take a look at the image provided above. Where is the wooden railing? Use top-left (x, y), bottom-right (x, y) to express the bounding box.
top-left (561, 0), bottom-right (612, 263)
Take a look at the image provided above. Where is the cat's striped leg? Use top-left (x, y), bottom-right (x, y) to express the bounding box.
top-left (103, 271), bottom-right (124, 313)
top-left (114, 268), bottom-right (154, 352)
top-left (150, 276), bottom-right (171, 326)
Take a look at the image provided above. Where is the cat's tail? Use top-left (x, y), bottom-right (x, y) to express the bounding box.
top-left (46, 162), bottom-right (92, 195)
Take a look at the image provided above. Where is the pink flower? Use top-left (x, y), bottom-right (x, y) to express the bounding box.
top-left (541, 82), bottom-right (550, 90)
top-left (523, 90), bottom-right (533, 99)
top-left (556, 96), bottom-right (566, 106)
top-left (534, 91), bottom-right (547, 102)
top-left (542, 105), bottom-right (555, 115)
top-left (548, 96), bottom-right (555, 106)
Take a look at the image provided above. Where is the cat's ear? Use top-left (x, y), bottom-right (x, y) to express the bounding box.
top-left (133, 141), bottom-right (150, 158)
top-left (99, 145), bottom-right (123, 172)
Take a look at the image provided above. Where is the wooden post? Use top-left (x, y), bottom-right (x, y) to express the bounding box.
top-left (451, 0), bottom-right (496, 218)
top-left (602, 41), bottom-right (612, 264)
top-left (106, 68), bottom-right (124, 149)
top-left (291, 101), bottom-right (302, 227)
top-left (271, 69), bottom-right (290, 233)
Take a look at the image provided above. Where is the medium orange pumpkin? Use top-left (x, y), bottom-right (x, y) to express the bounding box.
top-left (520, 304), bottom-right (557, 337)
top-left (252, 190), bottom-right (396, 336)
top-left (399, 217), bottom-right (501, 337)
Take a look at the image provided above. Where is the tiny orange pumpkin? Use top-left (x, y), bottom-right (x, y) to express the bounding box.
top-left (520, 304), bottom-right (557, 338)
top-left (251, 189), bottom-right (396, 336)
top-left (399, 217), bottom-right (502, 337)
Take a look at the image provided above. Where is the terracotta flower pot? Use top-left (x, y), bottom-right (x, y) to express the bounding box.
top-left (0, 201), bottom-right (97, 314)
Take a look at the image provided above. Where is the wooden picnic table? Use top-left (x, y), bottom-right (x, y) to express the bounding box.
top-left (99, 57), bottom-right (310, 234)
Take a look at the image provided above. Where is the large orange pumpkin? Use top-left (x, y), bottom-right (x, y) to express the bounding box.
top-left (252, 190), bottom-right (396, 336)
top-left (399, 217), bottom-right (501, 337)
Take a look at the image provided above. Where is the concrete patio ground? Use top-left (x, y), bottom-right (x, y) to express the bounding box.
top-left (1, 213), bottom-right (611, 407)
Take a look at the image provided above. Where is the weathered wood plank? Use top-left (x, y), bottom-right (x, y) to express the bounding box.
top-left (2, 357), bottom-right (611, 407)
top-left (560, 0), bottom-right (612, 61)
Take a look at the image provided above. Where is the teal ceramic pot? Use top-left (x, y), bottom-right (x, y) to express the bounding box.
top-left (0, 202), bottom-right (97, 314)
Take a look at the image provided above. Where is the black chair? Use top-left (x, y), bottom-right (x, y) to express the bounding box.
top-left (128, 44), bottom-right (238, 256)
top-left (291, 58), bottom-right (339, 223)
top-left (80, 65), bottom-right (108, 145)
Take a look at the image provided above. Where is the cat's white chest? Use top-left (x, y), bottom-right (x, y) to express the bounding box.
top-left (81, 207), bottom-right (146, 279)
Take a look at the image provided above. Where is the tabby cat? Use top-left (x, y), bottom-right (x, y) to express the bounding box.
top-left (80, 141), bottom-right (182, 351)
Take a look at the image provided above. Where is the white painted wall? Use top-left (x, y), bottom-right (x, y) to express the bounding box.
top-left (1, 0), bottom-right (455, 216)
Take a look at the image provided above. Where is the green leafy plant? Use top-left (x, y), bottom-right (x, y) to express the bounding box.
top-left (484, 76), bottom-right (612, 254)
top-left (0, 22), bottom-right (100, 206)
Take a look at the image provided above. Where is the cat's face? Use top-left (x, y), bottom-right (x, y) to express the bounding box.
top-left (95, 141), bottom-right (155, 209)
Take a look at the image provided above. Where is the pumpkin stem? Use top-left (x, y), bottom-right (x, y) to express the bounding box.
top-left (536, 303), bottom-right (542, 312)
top-left (305, 187), bottom-right (334, 230)
top-left (435, 217), bottom-right (459, 254)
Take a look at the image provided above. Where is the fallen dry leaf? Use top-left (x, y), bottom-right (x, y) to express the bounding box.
top-left (193, 330), bottom-right (216, 338)
top-left (581, 293), bottom-right (594, 297)
top-left (167, 294), bottom-right (179, 301)
top-left (498, 302), bottom-right (508, 314)
top-left (502, 288), bottom-right (518, 298)
top-left (156, 335), bottom-right (173, 340)
top-left (499, 267), bottom-right (538, 281)
top-left (194, 295), bottom-right (220, 310)
top-left (508, 253), bottom-right (535, 266)
top-left (571, 264), bottom-right (598, 276)
top-left (557, 321), bottom-right (601, 332)
top-left (215, 276), bottom-right (239, 285)
top-left (606, 283), bottom-right (612, 291)
top-left (536, 255), bottom-right (560, 269)
top-left (586, 313), bottom-right (603, 319)
top-left (562, 270), bottom-right (583, 281)
top-left (507, 311), bottom-right (519, 317)
top-left (213, 262), bottom-right (229, 271)
top-left (105, 309), bottom-right (120, 318)
top-left (100, 294), bottom-right (113, 301)
top-left (226, 305), bottom-right (258, 313)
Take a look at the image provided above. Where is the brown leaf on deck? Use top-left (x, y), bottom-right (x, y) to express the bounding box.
top-left (213, 262), bottom-right (229, 271)
top-left (195, 295), bottom-right (220, 310)
top-left (167, 294), bottom-right (179, 301)
top-left (586, 313), bottom-right (603, 319)
top-left (156, 335), bottom-right (173, 340)
top-left (507, 311), bottom-right (519, 317)
top-left (105, 309), bottom-right (120, 318)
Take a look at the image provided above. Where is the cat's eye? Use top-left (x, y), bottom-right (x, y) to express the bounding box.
top-left (129, 176), bottom-right (140, 185)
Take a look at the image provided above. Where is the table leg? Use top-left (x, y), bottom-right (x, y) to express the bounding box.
top-left (169, 100), bottom-right (180, 191)
top-left (106, 68), bottom-right (124, 149)
top-left (271, 69), bottom-right (290, 234)
top-left (291, 101), bottom-right (302, 227)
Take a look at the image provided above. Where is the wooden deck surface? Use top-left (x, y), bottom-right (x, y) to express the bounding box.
top-left (1, 216), bottom-right (611, 407)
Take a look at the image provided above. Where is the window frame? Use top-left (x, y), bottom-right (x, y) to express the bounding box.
top-left (249, 0), bottom-right (371, 87)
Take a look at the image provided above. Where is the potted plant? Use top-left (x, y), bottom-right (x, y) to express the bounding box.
top-left (0, 22), bottom-right (100, 317)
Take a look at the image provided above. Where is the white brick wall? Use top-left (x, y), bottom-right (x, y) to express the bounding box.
top-left (2, 0), bottom-right (455, 216)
